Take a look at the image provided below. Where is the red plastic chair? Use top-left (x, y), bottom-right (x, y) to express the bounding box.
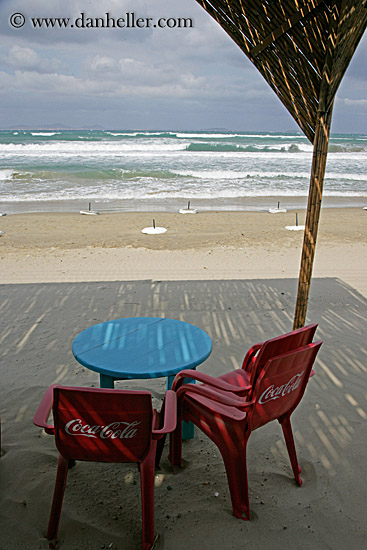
top-left (34, 385), bottom-right (176, 550)
top-left (170, 326), bottom-right (322, 521)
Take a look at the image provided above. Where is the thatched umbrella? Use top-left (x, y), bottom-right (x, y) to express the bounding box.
top-left (194, 0), bottom-right (367, 328)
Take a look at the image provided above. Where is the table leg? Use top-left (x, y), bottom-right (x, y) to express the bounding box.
top-left (166, 374), bottom-right (195, 440)
top-left (181, 419), bottom-right (195, 440)
top-left (100, 374), bottom-right (115, 389)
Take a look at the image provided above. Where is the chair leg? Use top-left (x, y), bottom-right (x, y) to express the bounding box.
top-left (155, 434), bottom-right (166, 468)
top-left (46, 454), bottom-right (69, 545)
top-left (153, 407), bottom-right (167, 468)
top-left (220, 435), bottom-right (251, 520)
top-left (168, 409), bottom-right (183, 468)
top-left (139, 444), bottom-right (156, 550)
top-left (280, 416), bottom-right (302, 485)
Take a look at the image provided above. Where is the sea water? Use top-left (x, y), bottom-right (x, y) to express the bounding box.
top-left (0, 129), bottom-right (366, 213)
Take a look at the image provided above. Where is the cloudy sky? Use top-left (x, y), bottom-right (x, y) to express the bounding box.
top-left (0, 0), bottom-right (366, 133)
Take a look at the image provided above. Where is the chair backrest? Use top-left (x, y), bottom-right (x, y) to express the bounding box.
top-left (247, 324), bottom-right (318, 387)
top-left (248, 341), bottom-right (322, 431)
top-left (53, 386), bottom-right (154, 463)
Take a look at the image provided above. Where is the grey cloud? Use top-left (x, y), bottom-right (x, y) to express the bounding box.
top-left (0, 0), bottom-right (366, 131)
top-left (1, 45), bottom-right (64, 73)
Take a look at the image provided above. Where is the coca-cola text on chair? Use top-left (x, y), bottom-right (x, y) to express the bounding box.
top-left (170, 325), bottom-right (322, 521)
top-left (34, 386), bottom-right (176, 550)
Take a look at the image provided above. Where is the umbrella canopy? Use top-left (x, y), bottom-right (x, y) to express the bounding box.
top-left (194, 0), bottom-right (367, 327)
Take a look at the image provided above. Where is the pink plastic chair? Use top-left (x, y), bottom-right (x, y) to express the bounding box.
top-left (34, 385), bottom-right (176, 550)
top-left (170, 325), bottom-right (322, 521)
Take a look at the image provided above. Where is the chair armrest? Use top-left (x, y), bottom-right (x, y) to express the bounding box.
top-left (152, 390), bottom-right (177, 438)
top-left (242, 343), bottom-right (262, 371)
top-left (33, 385), bottom-right (56, 435)
top-left (177, 383), bottom-right (254, 411)
top-left (171, 369), bottom-right (251, 396)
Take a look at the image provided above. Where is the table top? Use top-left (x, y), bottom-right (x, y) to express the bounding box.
top-left (72, 317), bottom-right (212, 380)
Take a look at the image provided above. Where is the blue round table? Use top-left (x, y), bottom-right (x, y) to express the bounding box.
top-left (72, 317), bottom-right (212, 440)
top-left (72, 316), bottom-right (212, 389)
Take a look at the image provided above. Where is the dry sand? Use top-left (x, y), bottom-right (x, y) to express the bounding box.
top-left (0, 207), bottom-right (366, 549)
top-left (1, 209), bottom-right (366, 294)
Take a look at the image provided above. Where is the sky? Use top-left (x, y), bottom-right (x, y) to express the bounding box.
top-left (0, 0), bottom-right (366, 134)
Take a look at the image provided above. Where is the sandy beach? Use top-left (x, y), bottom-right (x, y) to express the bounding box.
top-left (0, 207), bottom-right (366, 549)
top-left (1, 208), bottom-right (366, 294)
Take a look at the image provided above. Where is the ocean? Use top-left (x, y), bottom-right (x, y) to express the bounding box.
top-left (0, 129), bottom-right (366, 214)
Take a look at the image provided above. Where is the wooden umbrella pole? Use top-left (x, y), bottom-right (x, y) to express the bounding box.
top-left (293, 103), bottom-right (333, 329)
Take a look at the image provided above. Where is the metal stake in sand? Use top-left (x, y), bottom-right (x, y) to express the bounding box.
top-left (80, 201), bottom-right (99, 215)
top-left (179, 200), bottom-right (198, 214)
top-left (286, 212), bottom-right (305, 231)
top-left (269, 200), bottom-right (287, 214)
top-left (142, 219), bottom-right (167, 234)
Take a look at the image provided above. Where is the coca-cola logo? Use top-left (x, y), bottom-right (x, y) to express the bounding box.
top-left (259, 372), bottom-right (304, 405)
top-left (64, 419), bottom-right (141, 439)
